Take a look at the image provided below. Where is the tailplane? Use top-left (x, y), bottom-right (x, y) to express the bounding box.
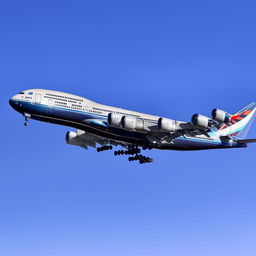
top-left (234, 138), bottom-right (256, 144)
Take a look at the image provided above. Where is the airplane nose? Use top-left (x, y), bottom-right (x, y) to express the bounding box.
top-left (9, 98), bottom-right (15, 108)
top-left (9, 95), bottom-right (19, 110)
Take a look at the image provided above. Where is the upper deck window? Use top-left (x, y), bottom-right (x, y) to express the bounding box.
top-left (18, 92), bottom-right (25, 94)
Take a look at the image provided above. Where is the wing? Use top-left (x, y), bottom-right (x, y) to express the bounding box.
top-left (66, 129), bottom-right (131, 150)
top-left (145, 121), bottom-right (210, 145)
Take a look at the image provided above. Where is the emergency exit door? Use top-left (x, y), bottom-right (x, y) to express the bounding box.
top-left (35, 93), bottom-right (41, 104)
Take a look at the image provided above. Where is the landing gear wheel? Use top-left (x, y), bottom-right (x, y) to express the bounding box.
top-left (97, 145), bottom-right (113, 152)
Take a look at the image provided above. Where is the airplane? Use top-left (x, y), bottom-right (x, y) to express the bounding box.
top-left (9, 89), bottom-right (256, 164)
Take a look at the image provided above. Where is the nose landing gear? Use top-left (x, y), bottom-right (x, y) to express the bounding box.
top-left (23, 113), bottom-right (31, 126)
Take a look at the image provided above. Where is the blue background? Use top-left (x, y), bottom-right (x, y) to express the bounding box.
top-left (1, 1), bottom-right (256, 255)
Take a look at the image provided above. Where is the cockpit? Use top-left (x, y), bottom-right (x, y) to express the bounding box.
top-left (9, 90), bottom-right (35, 111)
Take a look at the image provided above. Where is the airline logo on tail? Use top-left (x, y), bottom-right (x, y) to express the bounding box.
top-left (218, 103), bottom-right (256, 138)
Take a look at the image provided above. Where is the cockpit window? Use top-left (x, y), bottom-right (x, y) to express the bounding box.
top-left (18, 92), bottom-right (25, 94)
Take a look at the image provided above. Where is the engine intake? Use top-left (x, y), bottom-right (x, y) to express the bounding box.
top-left (191, 114), bottom-right (210, 129)
top-left (107, 113), bottom-right (123, 127)
top-left (212, 109), bottom-right (230, 123)
top-left (66, 131), bottom-right (79, 145)
top-left (158, 118), bottom-right (177, 132)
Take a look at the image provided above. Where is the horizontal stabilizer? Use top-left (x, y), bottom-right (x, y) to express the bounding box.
top-left (234, 138), bottom-right (256, 144)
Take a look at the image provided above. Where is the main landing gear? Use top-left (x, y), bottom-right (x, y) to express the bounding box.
top-left (23, 113), bottom-right (31, 126)
top-left (114, 148), bottom-right (140, 156)
top-left (96, 144), bottom-right (154, 164)
top-left (128, 155), bottom-right (153, 164)
top-left (97, 145), bottom-right (113, 152)
top-left (114, 146), bottom-right (154, 164)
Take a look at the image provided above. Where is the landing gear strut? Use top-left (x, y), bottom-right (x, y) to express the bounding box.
top-left (24, 113), bottom-right (31, 126)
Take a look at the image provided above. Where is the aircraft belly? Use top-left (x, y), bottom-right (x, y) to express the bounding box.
top-left (173, 137), bottom-right (221, 148)
top-left (152, 136), bottom-right (223, 151)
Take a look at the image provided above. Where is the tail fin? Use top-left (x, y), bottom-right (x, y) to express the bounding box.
top-left (218, 103), bottom-right (256, 139)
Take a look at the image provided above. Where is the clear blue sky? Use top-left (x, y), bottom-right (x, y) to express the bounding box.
top-left (1, 1), bottom-right (256, 255)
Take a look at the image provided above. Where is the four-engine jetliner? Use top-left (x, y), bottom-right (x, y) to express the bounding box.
top-left (9, 89), bottom-right (256, 164)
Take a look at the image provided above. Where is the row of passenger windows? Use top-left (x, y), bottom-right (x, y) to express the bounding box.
top-left (72, 104), bottom-right (82, 108)
top-left (45, 96), bottom-right (81, 105)
top-left (54, 104), bottom-right (84, 110)
top-left (89, 110), bottom-right (102, 114)
top-left (46, 93), bottom-right (83, 102)
top-left (44, 95), bottom-right (67, 102)
top-left (56, 101), bottom-right (67, 105)
top-left (93, 107), bottom-right (113, 113)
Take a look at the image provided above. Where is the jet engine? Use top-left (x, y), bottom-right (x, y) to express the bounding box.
top-left (107, 113), bottom-right (123, 127)
top-left (66, 131), bottom-right (79, 145)
top-left (191, 114), bottom-right (210, 128)
top-left (212, 109), bottom-right (230, 123)
top-left (158, 118), bottom-right (177, 132)
top-left (121, 116), bottom-right (144, 131)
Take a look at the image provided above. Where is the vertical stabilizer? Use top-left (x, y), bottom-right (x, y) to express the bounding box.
top-left (218, 103), bottom-right (256, 139)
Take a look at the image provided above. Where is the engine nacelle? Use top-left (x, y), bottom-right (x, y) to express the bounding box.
top-left (212, 109), bottom-right (230, 123)
top-left (158, 118), bottom-right (177, 132)
top-left (121, 116), bottom-right (136, 130)
top-left (121, 116), bottom-right (144, 131)
top-left (107, 113), bottom-right (123, 127)
top-left (66, 131), bottom-right (79, 145)
top-left (191, 114), bottom-right (210, 128)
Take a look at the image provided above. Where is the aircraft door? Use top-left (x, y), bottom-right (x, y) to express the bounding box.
top-left (35, 93), bottom-right (41, 104)
top-left (84, 105), bottom-right (89, 113)
top-left (48, 99), bottom-right (54, 115)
